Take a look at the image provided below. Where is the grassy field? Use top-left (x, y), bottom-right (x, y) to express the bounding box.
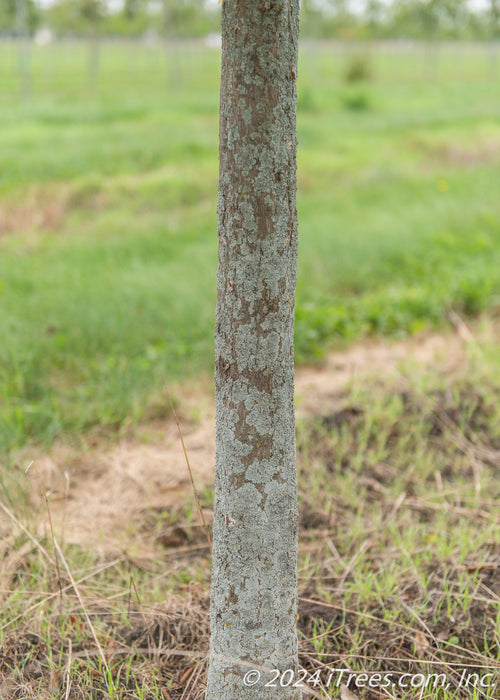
top-left (0, 41), bottom-right (499, 698)
top-left (1, 40), bottom-right (500, 455)
top-left (0, 330), bottom-right (499, 699)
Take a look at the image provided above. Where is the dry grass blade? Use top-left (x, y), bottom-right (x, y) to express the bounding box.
top-left (299, 596), bottom-right (500, 669)
top-left (340, 685), bottom-right (361, 700)
top-left (399, 600), bottom-right (437, 644)
top-left (51, 535), bottom-right (115, 691)
top-left (402, 376), bottom-right (500, 467)
top-left (179, 657), bottom-right (205, 700)
top-left (131, 575), bottom-right (147, 625)
top-left (338, 491), bottom-right (406, 588)
top-left (64, 637), bottom-right (72, 700)
top-left (302, 680), bottom-right (334, 700)
top-left (0, 558), bottom-right (121, 632)
top-left (1, 327), bottom-right (498, 698)
top-left (0, 497), bottom-right (55, 565)
top-left (447, 309), bottom-right (483, 352)
top-left (432, 404), bottom-right (500, 464)
top-left (163, 380), bottom-right (213, 555)
top-left (66, 647), bottom-right (207, 660)
top-left (407, 495), bottom-right (497, 523)
top-left (45, 494), bottom-right (64, 616)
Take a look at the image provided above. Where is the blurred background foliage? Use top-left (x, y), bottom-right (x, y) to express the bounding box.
top-left (1, 0), bottom-right (500, 41)
top-left (2, 1), bottom-right (500, 454)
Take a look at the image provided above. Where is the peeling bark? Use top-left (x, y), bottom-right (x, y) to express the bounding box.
top-left (206, 0), bottom-right (300, 697)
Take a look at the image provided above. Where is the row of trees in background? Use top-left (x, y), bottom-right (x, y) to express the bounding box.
top-left (0, 0), bottom-right (220, 38)
top-left (303, 1), bottom-right (500, 41)
top-left (2, 0), bottom-right (500, 41)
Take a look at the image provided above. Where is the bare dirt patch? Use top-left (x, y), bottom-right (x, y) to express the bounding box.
top-left (0, 185), bottom-right (107, 238)
top-left (0, 198), bottom-right (66, 237)
top-left (412, 136), bottom-right (500, 168)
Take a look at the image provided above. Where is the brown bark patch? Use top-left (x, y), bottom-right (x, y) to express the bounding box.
top-left (233, 400), bottom-right (274, 467)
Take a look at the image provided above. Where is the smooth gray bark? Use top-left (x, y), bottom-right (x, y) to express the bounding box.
top-left (206, 0), bottom-right (300, 698)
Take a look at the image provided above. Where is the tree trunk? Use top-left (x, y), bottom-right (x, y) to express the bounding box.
top-left (206, 0), bottom-right (300, 698)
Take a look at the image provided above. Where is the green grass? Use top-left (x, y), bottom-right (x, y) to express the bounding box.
top-left (1, 39), bottom-right (499, 700)
top-left (293, 344), bottom-right (500, 698)
top-left (0, 339), bottom-right (498, 698)
top-left (1, 40), bottom-right (500, 453)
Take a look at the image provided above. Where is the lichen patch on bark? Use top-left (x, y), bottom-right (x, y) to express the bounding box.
top-left (206, 0), bottom-right (301, 697)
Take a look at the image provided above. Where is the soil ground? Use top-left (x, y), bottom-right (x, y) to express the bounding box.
top-left (1, 321), bottom-right (499, 700)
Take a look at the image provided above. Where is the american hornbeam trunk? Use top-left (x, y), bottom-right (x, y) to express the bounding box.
top-left (206, 0), bottom-right (300, 698)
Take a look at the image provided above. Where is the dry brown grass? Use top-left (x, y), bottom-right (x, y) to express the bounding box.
top-left (1, 326), bottom-right (499, 699)
top-left (0, 183), bottom-right (108, 239)
top-left (411, 136), bottom-right (500, 169)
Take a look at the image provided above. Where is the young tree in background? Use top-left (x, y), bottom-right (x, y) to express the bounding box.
top-left (123, 0), bottom-right (140, 20)
top-left (328, 0), bottom-right (354, 38)
top-left (366, 0), bottom-right (386, 37)
top-left (79, 0), bottom-right (104, 88)
top-left (0, 0), bottom-right (39, 34)
top-left (205, 0), bottom-right (301, 697)
top-left (15, 0), bottom-right (32, 99)
top-left (489, 0), bottom-right (500, 37)
top-left (488, 0), bottom-right (500, 77)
